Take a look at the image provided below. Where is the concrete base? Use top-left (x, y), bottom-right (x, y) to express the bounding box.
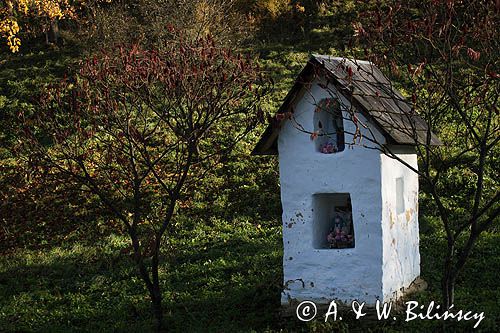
top-left (280, 276), bottom-right (428, 318)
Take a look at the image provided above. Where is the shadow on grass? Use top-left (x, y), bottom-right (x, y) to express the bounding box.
top-left (0, 244), bottom-right (154, 332)
top-left (0, 38), bottom-right (81, 80)
top-left (0, 224), bottom-right (285, 332)
top-left (0, 37), bottom-right (83, 155)
top-left (0, 161), bottom-right (116, 253)
top-left (415, 232), bottom-right (500, 331)
top-left (251, 5), bottom-right (359, 56)
top-left (1, 221), bottom-right (499, 332)
top-left (163, 231), bottom-right (284, 332)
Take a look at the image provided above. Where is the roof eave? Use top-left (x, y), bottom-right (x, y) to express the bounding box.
top-left (252, 55), bottom-right (442, 155)
top-left (252, 60), bottom-right (317, 155)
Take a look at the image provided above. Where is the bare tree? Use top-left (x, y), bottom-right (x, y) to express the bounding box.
top-left (19, 35), bottom-right (269, 331)
top-left (351, 0), bottom-right (499, 308)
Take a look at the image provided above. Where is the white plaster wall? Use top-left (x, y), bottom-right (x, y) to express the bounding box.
top-left (278, 79), bottom-right (388, 305)
top-left (380, 146), bottom-right (420, 300)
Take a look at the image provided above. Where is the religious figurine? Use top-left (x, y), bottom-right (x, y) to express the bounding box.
top-left (320, 141), bottom-right (337, 154)
top-left (327, 229), bottom-right (335, 243)
top-left (327, 215), bottom-right (352, 248)
top-left (333, 215), bottom-right (345, 233)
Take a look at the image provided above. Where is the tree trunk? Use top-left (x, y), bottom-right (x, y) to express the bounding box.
top-left (442, 273), bottom-right (455, 309)
top-left (151, 281), bottom-right (164, 332)
top-left (150, 236), bottom-right (164, 332)
top-left (442, 243), bottom-right (455, 308)
top-left (45, 19), bottom-right (59, 44)
top-left (129, 229), bottom-right (165, 331)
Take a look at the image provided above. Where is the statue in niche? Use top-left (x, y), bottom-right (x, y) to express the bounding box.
top-left (327, 212), bottom-right (354, 249)
top-left (315, 98), bottom-right (345, 154)
top-left (320, 141), bottom-right (337, 154)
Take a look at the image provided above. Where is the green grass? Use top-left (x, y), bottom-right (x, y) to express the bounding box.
top-left (0, 219), bottom-right (283, 332)
top-left (1, 215), bottom-right (499, 332)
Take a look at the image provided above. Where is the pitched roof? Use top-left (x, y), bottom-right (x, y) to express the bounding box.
top-left (253, 55), bottom-right (442, 155)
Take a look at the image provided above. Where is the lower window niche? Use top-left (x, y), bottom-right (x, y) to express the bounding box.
top-left (312, 193), bottom-right (355, 249)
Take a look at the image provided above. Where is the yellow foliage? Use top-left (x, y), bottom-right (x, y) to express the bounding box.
top-left (0, 0), bottom-right (106, 52)
top-left (246, 0), bottom-right (306, 21)
top-left (294, 3), bottom-right (305, 13)
top-left (194, 0), bottom-right (214, 36)
top-left (255, 0), bottom-right (292, 19)
top-left (0, 17), bottom-right (20, 52)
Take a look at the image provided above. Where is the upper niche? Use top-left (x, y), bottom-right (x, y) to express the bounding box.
top-left (313, 98), bottom-right (345, 154)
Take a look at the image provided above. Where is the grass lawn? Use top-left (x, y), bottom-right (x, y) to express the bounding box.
top-left (1, 213), bottom-right (499, 332)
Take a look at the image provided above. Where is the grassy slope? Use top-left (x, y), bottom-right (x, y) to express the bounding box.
top-left (1, 12), bottom-right (499, 333)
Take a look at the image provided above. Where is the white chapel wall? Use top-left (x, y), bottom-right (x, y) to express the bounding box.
top-left (380, 146), bottom-right (420, 300)
top-left (278, 77), bottom-right (390, 304)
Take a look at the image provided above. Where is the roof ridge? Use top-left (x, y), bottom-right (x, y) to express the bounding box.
top-left (311, 54), bottom-right (373, 65)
